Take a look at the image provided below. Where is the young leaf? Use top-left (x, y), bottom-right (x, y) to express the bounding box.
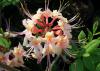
top-left (0, 37), bottom-right (11, 49)
top-left (69, 59), bottom-right (84, 71)
top-left (83, 39), bottom-right (100, 57)
top-left (85, 39), bottom-right (100, 54)
top-left (87, 29), bottom-right (93, 42)
top-left (0, 28), bottom-right (4, 34)
top-left (0, 0), bottom-right (20, 8)
top-left (78, 30), bottom-right (86, 42)
top-left (93, 18), bottom-right (99, 34)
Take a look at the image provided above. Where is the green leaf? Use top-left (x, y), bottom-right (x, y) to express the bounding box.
top-left (98, 37), bottom-right (100, 40)
top-left (92, 54), bottom-right (100, 65)
top-left (93, 48), bottom-right (100, 55)
top-left (94, 32), bottom-right (100, 36)
top-left (83, 39), bottom-right (100, 57)
top-left (69, 59), bottom-right (84, 71)
top-left (83, 53), bottom-right (90, 57)
top-left (96, 63), bottom-right (100, 71)
top-left (84, 39), bottom-right (100, 49)
top-left (93, 18), bottom-right (99, 34)
top-left (12, 0), bottom-right (19, 5)
top-left (78, 30), bottom-right (86, 42)
top-left (83, 56), bottom-right (95, 71)
top-left (0, 0), bottom-right (19, 8)
top-left (0, 28), bottom-right (4, 34)
top-left (0, 37), bottom-right (11, 49)
top-left (87, 29), bottom-right (93, 41)
top-left (76, 48), bottom-right (85, 58)
top-left (84, 39), bottom-right (100, 54)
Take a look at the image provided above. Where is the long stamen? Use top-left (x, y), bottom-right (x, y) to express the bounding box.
top-left (45, 0), bottom-right (47, 10)
top-left (3, 19), bottom-right (10, 37)
top-left (45, 0), bottom-right (49, 10)
top-left (59, 1), bottom-right (70, 12)
top-left (24, 47), bottom-right (34, 58)
top-left (47, 0), bottom-right (50, 10)
top-left (58, 0), bottom-right (62, 12)
top-left (64, 49), bottom-right (75, 58)
top-left (26, 47), bottom-right (33, 54)
top-left (60, 3), bottom-right (70, 12)
top-left (58, 0), bottom-right (65, 12)
top-left (71, 18), bottom-right (84, 29)
top-left (20, 2), bottom-right (32, 18)
top-left (72, 18), bottom-right (82, 26)
top-left (69, 13), bottom-right (80, 23)
top-left (6, 19), bottom-right (10, 32)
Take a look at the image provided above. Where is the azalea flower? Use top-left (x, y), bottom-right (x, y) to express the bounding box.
top-left (42, 9), bottom-right (52, 18)
top-left (58, 20), bottom-right (72, 38)
top-left (24, 37), bottom-right (43, 63)
top-left (0, 52), bottom-right (4, 62)
top-left (32, 8), bottom-right (43, 20)
top-left (52, 10), bottom-right (62, 18)
top-left (56, 35), bottom-right (69, 48)
top-left (3, 43), bottom-right (25, 67)
top-left (43, 32), bottom-right (56, 56)
top-left (13, 43), bottom-right (25, 57)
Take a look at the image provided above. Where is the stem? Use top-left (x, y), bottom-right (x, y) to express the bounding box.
top-left (51, 55), bottom-right (60, 69)
top-left (93, 32), bottom-right (100, 36)
top-left (47, 53), bottom-right (51, 71)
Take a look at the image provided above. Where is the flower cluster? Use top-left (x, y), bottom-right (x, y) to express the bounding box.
top-left (21, 8), bottom-right (72, 63)
top-left (0, 2), bottom-right (73, 68)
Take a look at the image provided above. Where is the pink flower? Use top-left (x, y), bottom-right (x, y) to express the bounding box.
top-left (4, 43), bottom-right (25, 67)
top-left (24, 37), bottom-right (43, 63)
top-left (20, 2), bottom-right (73, 63)
top-left (56, 35), bottom-right (69, 48)
top-left (43, 32), bottom-right (56, 55)
top-left (58, 20), bottom-right (72, 38)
